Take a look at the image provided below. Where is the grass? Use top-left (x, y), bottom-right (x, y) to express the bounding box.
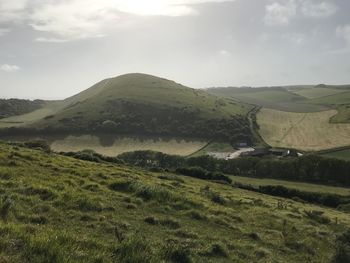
top-left (230, 175), bottom-right (350, 196)
top-left (319, 148), bottom-right (350, 161)
top-left (292, 87), bottom-right (347, 99)
top-left (257, 108), bottom-right (350, 151)
top-left (208, 87), bottom-right (328, 112)
top-left (31, 74), bottom-right (252, 130)
top-left (0, 142), bottom-right (349, 262)
top-left (331, 104), bottom-right (350, 123)
top-left (308, 91), bottom-right (350, 106)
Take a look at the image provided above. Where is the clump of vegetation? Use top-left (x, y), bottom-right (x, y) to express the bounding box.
top-left (176, 167), bottom-right (232, 184)
top-left (304, 210), bottom-right (331, 224)
top-left (161, 240), bottom-right (192, 263)
top-left (63, 150), bottom-right (124, 164)
top-left (0, 196), bottom-right (12, 222)
top-left (204, 242), bottom-right (229, 258)
top-left (332, 229), bottom-right (350, 263)
top-left (113, 235), bottom-right (154, 263)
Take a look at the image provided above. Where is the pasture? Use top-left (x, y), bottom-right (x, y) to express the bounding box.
top-left (257, 108), bottom-right (350, 151)
top-left (292, 87), bottom-right (347, 99)
top-left (319, 148), bottom-right (350, 161)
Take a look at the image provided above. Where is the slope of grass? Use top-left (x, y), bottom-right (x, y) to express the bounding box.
top-left (0, 142), bottom-right (349, 262)
top-left (207, 87), bottom-right (327, 112)
top-left (0, 99), bottom-right (46, 119)
top-left (308, 92), bottom-right (350, 106)
top-left (1, 74), bottom-right (253, 143)
top-left (330, 104), bottom-right (350, 123)
top-left (319, 148), bottom-right (350, 161)
top-left (257, 108), bottom-right (350, 151)
top-left (292, 87), bottom-right (347, 99)
top-left (230, 175), bottom-right (350, 196)
top-left (36, 73), bottom-right (252, 128)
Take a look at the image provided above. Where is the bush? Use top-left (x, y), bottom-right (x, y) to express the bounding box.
top-left (204, 243), bottom-right (228, 258)
top-left (0, 196), bottom-right (12, 222)
top-left (332, 230), bottom-right (350, 263)
top-left (176, 167), bottom-right (232, 184)
top-left (24, 140), bottom-right (51, 153)
top-left (162, 241), bottom-right (192, 263)
top-left (304, 210), bottom-right (331, 224)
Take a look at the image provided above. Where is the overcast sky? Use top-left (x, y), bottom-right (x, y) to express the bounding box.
top-left (1, 0), bottom-right (350, 99)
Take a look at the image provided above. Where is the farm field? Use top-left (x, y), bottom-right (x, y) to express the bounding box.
top-left (308, 91), bottom-right (350, 105)
top-left (50, 135), bottom-right (208, 156)
top-left (230, 175), bottom-right (350, 196)
top-left (257, 109), bottom-right (350, 151)
top-left (208, 88), bottom-right (329, 112)
top-left (330, 104), bottom-right (350, 123)
top-left (292, 87), bottom-right (347, 99)
top-left (319, 148), bottom-right (350, 161)
top-left (0, 142), bottom-right (349, 262)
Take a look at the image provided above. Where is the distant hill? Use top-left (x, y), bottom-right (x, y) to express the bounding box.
top-left (0, 99), bottom-right (46, 119)
top-left (1, 74), bottom-right (254, 143)
top-left (207, 84), bottom-right (350, 114)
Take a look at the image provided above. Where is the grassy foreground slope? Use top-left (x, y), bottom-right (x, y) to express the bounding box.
top-left (257, 108), bottom-right (350, 151)
top-left (0, 143), bottom-right (349, 262)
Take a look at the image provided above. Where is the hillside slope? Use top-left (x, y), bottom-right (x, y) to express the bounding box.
top-left (0, 142), bottom-right (349, 262)
top-left (28, 74), bottom-right (253, 142)
top-left (207, 85), bottom-right (350, 113)
top-left (0, 99), bottom-right (47, 119)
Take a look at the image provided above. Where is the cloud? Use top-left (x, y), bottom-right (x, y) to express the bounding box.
top-left (0, 0), bottom-right (236, 41)
top-left (0, 0), bottom-right (28, 23)
top-left (336, 25), bottom-right (350, 45)
top-left (0, 28), bottom-right (10, 36)
top-left (0, 64), bottom-right (21, 73)
top-left (301, 1), bottom-right (337, 18)
top-left (219, 49), bottom-right (230, 56)
top-left (264, 0), bottom-right (297, 26)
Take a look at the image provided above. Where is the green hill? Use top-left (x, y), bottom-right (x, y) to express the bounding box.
top-left (0, 99), bottom-right (47, 119)
top-left (10, 73), bottom-right (252, 143)
top-left (0, 142), bottom-right (349, 262)
top-left (207, 85), bottom-right (350, 113)
top-left (206, 86), bottom-right (328, 112)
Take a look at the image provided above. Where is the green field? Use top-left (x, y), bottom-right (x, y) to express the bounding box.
top-left (207, 87), bottom-right (328, 112)
top-left (319, 148), bottom-right (350, 161)
top-left (0, 142), bottom-right (349, 262)
top-left (292, 87), bottom-right (347, 99)
top-left (308, 91), bottom-right (350, 106)
top-left (230, 176), bottom-right (350, 196)
top-left (330, 104), bottom-right (350, 123)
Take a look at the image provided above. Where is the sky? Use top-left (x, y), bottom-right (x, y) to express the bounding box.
top-left (0, 0), bottom-right (350, 99)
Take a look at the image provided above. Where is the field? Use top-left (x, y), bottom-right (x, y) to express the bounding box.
top-left (292, 87), bottom-right (347, 99)
top-left (0, 102), bottom-right (63, 128)
top-left (50, 135), bottom-right (208, 156)
top-left (0, 142), bottom-right (349, 262)
top-left (230, 176), bottom-right (350, 196)
top-left (257, 108), bottom-right (350, 151)
top-left (319, 148), bottom-right (350, 161)
top-left (308, 91), bottom-right (350, 105)
top-left (330, 104), bottom-right (350, 123)
top-left (207, 87), bottom-right (328, 112)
